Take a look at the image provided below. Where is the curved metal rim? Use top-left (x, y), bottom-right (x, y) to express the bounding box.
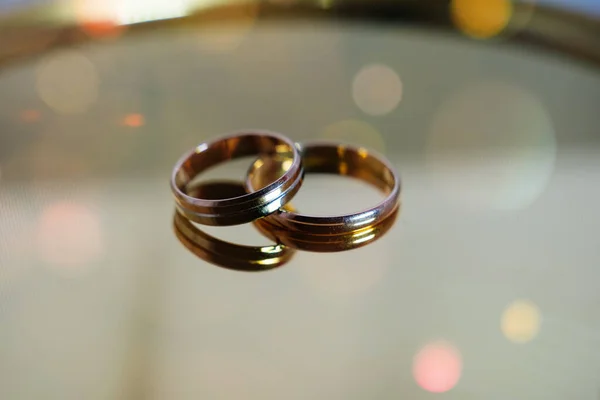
top-left (0, 0), bottom-right (599, 70)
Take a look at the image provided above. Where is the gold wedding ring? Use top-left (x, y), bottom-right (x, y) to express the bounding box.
top-left (171, 130), bottom-right (303, 226)
top-left (170, 132), bottom-right (401, 268)
top-left (246, 142), bottom-right (400, 252)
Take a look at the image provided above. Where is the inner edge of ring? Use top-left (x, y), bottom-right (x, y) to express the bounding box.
top-left (171, 131), bottom-right (303, 212)
top-left (175, 169), bottom-right (304, 224)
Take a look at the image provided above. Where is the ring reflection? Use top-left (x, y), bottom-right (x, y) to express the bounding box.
top-left (254, 204), bottom-right (399, 252)
top-left (173, 180), bottom-right (295, 272)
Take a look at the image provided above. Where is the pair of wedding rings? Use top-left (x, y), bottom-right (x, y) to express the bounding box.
top-left (171, 130), bottom-right (401, 271)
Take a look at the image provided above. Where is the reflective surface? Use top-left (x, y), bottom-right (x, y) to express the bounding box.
top-left (1, 18), bottom-right (600, 400)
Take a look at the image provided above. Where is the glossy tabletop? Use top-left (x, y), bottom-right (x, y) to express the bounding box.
top-left (0, 11), bottom-right (599, 400)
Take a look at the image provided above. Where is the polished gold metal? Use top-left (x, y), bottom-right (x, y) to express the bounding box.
top-left (173, 180), bottom-right (295, 271)
top-left (247, 141), bottom-right (401, 251)
top-left (254, 203), bottom-right (399, 252)
top-left (171, 131), bottom-right (303, 226)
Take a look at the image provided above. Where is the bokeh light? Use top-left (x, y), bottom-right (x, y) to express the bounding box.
top-left (451, 0), bottom-right (513, 39)
top-left (413, 341), bottom-right (462, 393)
top-left (19, 109), bottom-right (41, 123)
top-left (81, 20), bottom-right (125, 39)
top-left (75, 0), bottom-right (119, 23)
top-left (36, 50), bottom-right (99, 115)
top-left (320, 119), bottom-right (386, 154)
top-left (115, 0), bottom-right (188, 25)
top-left (75, 0), bottom-right (190, 28)
top-left (75, 0), bottom-right (125, 38)
top-left (36, 202), bottom-right (103, 272)
top-left (426, 81), bottom-right (556, 211)
top-left (501, 299), bottom-right (541, 343)
top-left (122, 113), bottom-right (145, 128)
top-left (352, 64), bottom-right (403, 116)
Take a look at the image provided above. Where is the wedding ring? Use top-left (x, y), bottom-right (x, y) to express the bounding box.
top-left (171, 131), bottom-right (303, 226)
top-left (173, 180), bottom-right (295, 271)
top-left (246, 142), bottom-right (400, 250)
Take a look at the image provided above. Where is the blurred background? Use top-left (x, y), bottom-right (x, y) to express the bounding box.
top-left (1, 0), bottom-right (600, 15)
top-left (0, 0), bottom-right (599, 399)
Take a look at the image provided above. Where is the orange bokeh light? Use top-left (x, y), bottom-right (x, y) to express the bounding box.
top-left (36, 202), bottom-right (103, 270)
top-left (19, 109), bottom-right (41, 122)
top-left (81, 20), bottom-right (125, 39)
top-left (122, 113), bottom-right (145, 128)
top-left (451, 0), bottom-right (512, 39)
top-left (413, 341), bottom-right (462, 393)
top-left (74, 0), bottom-right (124, 39)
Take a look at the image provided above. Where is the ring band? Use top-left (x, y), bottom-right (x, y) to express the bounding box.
top-left (173, 180), bottom-right (295, 271)
top-left (171, 131), bottom-right (303, 226)
top-left (246, 141), bottom-right (400, 246)
top-left (254, 203), bottom-right (399, 252)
